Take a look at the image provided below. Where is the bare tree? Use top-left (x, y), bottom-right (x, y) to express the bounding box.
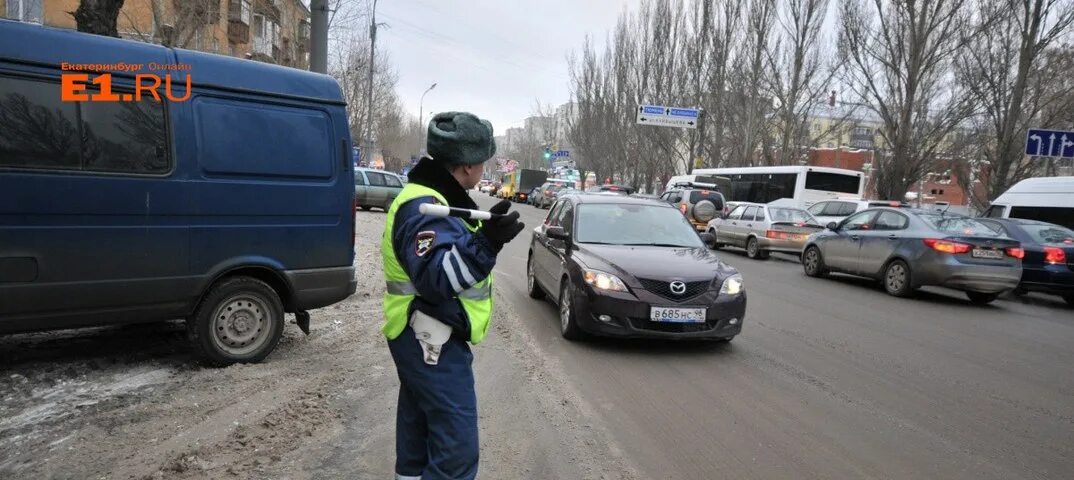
top-left (957, 0), bottom-right (1074, 209)
top-left (73, 0), bottom-right (126, 37)
top-left (839, 0), bottom-right (982, 200)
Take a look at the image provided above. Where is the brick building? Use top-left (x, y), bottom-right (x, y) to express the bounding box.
top-left (1, 0), bottom-right (310, 69)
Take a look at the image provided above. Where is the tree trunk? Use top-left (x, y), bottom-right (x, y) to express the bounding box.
top-left (73, 0), bottom-right (126, 38)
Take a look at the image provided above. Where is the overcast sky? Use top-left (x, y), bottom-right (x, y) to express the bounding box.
top-left (373, 0), bottom-right (641, 133)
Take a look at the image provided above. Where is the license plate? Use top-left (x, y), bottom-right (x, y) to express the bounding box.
top-left (650, 307), bottom-right (706, 323)
top-left (971, 248), bottom-right (1003, 259)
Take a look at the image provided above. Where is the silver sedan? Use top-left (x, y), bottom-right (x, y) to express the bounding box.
top-left (707, 203), bottom-right (823, 259)
top-left (801, 208), bottom-right (1024, 304)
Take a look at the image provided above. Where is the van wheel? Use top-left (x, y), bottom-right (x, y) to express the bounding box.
top-left (189, 276), bottom-right (284, 366)
top-left (966, 291), bottom-right (999, 305)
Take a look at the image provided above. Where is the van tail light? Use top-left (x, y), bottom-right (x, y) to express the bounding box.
top-left (1044, 246), bottom-right (1067, 264)
top-left (1005, 247), bottom-right (1025, 260)
top-left (923, 238), bottom-right (971, 254)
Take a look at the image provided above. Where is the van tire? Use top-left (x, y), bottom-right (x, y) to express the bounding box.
top-left (189, 276), bottom-right (285, 367)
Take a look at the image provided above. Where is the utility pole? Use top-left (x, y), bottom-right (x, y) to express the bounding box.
top-left (309, 0), bottom-right (328, 73)
top-left (364, 0), bottom-right (379, 169)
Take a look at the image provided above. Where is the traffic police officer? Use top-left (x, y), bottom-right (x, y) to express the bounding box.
top-left (381, 111), bottom-right (525, 480)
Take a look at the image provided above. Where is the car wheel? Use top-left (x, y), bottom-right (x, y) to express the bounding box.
top-left (189, 276), bottom-right (284, 367)
top-left (558, 278), bottom-right (584, 340)
top-left (746, 237), bottom-right (767, 260)
top-left (527, 255), bottom-right (545, 300)
top-left (708, 229), bottom-right (722, 250)
top-left (883, 260), bottom-right (914, 297)
top-left (803, 246), bottom-right (829, 278)
top-left (966, 291), bottom-right (999, 305)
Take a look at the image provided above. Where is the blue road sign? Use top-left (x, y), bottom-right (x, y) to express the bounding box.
top-left (641, 105), bottom-right (666, 115)
top-left (668, 108), bottom-right (699, 118)
top-left (1026, 128), bottom-right (1074, 158)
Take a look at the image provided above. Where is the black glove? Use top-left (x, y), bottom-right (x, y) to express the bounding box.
top-left (480, 200), bottom-right (526, 251)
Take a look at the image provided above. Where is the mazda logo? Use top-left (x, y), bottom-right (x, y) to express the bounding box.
top-left (669, 281), bottom-right (687, 295)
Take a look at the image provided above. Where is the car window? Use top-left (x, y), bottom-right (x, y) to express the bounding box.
top-left (366, 172), bottom-right (386, 186)
top-left (742, 206), bottom-right (758, 221)
top-left (821, 202), bottom-right (846, 216)
top-left (575, 204), bottom-right (702, 248)
top-left (560, 203), bottom-right (575, 235)
top-left (1021, 224), bottom-right (1074, 245)
top-left (842, 211), bottom-right (877, 230)
top-left (837, 202), bottom-right (859, 216)
top-left (919, 214), bottom-right (1004, 237)
top-left (667, 191), bottom-right (683, 203)
top-left (727, 205), bottom-right (746, 220)
top-left (807, 202), bottom-right (827, 215)
top-left (873, 211), bottom-right (909, 231)
top-left (982, 205), bottom-right (1005, 218)
top-left (755, 207), bottom-right (766, 221)
top-left (384, 175), bottom-right (402, 188)
top-left (354, 172), bottom-right (366, 185)
top-left (769, 207), bottom-right (815, 224)
top-left (545, 201), bottom-right (565, 225)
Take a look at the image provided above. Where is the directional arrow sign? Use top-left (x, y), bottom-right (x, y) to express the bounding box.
top-left (1026, 128), bottom-right (1074, 158)
top-left (637, 104), bottom-right (699, 129)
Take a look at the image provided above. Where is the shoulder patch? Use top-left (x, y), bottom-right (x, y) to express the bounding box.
top-left (415, 231), bottom-right (436, 257)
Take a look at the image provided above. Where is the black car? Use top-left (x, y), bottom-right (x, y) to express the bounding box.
top-left (526, 194), bottom-right (746, 341)
top-left (979, 218), bottom-right (1074, 305)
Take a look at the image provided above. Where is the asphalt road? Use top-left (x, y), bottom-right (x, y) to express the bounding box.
top-left (474, 192), bottom-right (1074, 480)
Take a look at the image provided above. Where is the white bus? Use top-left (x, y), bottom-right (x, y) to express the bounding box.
top-left (679, 166), bottom-right (865, 207)
top-left (982, 176), bottom-right (1074, 230)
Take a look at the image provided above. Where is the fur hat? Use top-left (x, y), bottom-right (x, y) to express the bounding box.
top-left (426, 111), bottom-right (496, 165)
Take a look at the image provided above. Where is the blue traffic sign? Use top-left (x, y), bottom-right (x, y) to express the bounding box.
top-left (668, 108), bottom-right (699, 118)
top-left (641, 105), bottom-right (666, 115)
top-left (1026, 128), bottom-right (1074, 158)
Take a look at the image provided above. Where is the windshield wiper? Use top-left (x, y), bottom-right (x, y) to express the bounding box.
top-left (621, 242), bottom-right (695, 248)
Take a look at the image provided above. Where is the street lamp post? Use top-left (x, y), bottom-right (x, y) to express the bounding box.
top-left (418, 82), bottom-right (437, 154)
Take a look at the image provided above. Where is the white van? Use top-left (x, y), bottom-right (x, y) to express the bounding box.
top-left (982, 176), bottom-right (1074, 229)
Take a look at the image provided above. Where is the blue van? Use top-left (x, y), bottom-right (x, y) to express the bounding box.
top-left (0, 20), bottom-right (356, 365)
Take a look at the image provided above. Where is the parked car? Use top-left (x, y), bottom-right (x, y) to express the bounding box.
top-left (981, 176), bottom-right (1074, 230)
top-left (355, 168), bottom-right (405, 211)
top-left (527, 194), bottom-right (745, 341)
top-left (660, 182), bottom-right (726, 232)
top-left (978, 218), bottom-right (1074, 305)
top-left (526, 186), bottom-right (542, 205)
top-left (802, 209), bottom-right (1023, 304)
top-left (488, 182), bottom-right (502, 197)
top-left (0, 21), bottom-right (357, 365)
top-left (708, 203), bottom-right (824, 259)
top-left (531, 182), bottom-right (565, 208)
top-left (806, 199), bottom-right (910, 226)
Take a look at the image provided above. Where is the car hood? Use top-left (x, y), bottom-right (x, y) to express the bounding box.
top-left (574, 244), bottom-right (738, 284)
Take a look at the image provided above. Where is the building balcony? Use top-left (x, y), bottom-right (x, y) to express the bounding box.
top-left (252, 36), bottom-right (275, 61)
top-left (228, 0), bottom-right (251, 43)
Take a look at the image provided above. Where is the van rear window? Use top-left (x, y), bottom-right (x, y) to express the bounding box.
top-left (195, 98), bottom-right (333, 180)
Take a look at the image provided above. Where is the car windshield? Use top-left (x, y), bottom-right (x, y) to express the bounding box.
top-left (1022, 224), bottom-right (1074, 245)
top-left (575, 204), bottom-right (703, 248)
top-left (919, 214), bottom-right (1005, 237)
top-left (769, 207), bottom-right (817, 225)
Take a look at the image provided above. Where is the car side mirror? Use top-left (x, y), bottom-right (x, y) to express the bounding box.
top-left (546, 226), bottom-right (570, 241)
top-left (826, 222), bottom-right (839, 231)
top-left (700, 232), bottom-right (717, 248)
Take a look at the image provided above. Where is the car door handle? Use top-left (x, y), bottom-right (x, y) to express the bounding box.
top-left (850, 235), bottom-right (860, 240)
top-left (887, 235), bottom-right (897, 240)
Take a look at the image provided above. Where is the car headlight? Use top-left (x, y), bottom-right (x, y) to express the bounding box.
top-left (583, 269), bottom-right (628, 292)
top-left (719, 274), bottom-right (744, 295)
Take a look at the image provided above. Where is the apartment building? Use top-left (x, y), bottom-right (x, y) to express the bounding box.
top-left (1, 0), bottom-right (310, 69)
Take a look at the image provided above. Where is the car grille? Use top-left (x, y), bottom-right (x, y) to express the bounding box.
top-left (627, 317), bottom-right (719, 333)
top-left (637, 278), bottom-right (711, 301)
